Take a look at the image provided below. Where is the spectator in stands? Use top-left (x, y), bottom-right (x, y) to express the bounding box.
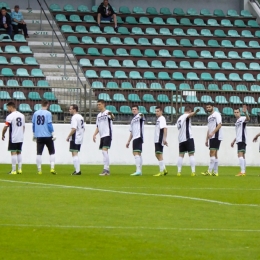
top-left (11, 5), bottom-right (29, 38)
top-left (97, 0), bottom-right (118, 31)
top-left (0, 7), bottom-right (12, 38)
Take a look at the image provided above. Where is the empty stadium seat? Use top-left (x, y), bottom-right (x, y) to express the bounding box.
top-left (128, 93), bottom-right (141, 102)
top-left (179, 83), bottom-right (191, 90)
top-left (194, 18), bottom-right (206, 26)
top-left (166, 39), bottom-right (178, 46)
top-left (114, 93), bottom-right (127, 102)
top-left (96, 37), bottom-right (108, 44)
top-left (37, 80), bottom-right (49, 87)
top-left (153, 17), bottom-right (165, 24)
top-left (151, 60), bottom-right (163, 68)
top-left (94, 59), bottom-right (106, 67)
top-left (64, 4), bottom-right (76, 12)
top-left (208, 61), bottom-right (220, 70)
top-left (86, 70), bottom-right (98, 78)
top-left (17, 68), bottom-right (29, 76)
top-left (157, 94), bottom-right (170, 103)
top-left (133, 6), bottom-right (145, 13)
top-left (130, 49), bottom-right (143, 57)
top-left (165, 83), bottom-right (176, 90)
top-left (132, 27), bottom-right (144, 35)
top-left (172, 72), bottom-right (185, 80)
top-left (221, 40), bottom-right (234, 48)
top-left (0, 91), bottom-right (11, 99)
top-left (215, 96), bottom-right (229, 104)
top-left (160, 28), bottom-right (172, 35)
top-left (150, 83), bottom-right (163, 89)
top-left (2, 68), bottom-right (14, 76)
top-left (194, 61), bottom-right (206, 69)
top-left (31, 69), bottom-right (44, 77)
top-left (92, 81), bottom-right (104, 88)
top-left (100, 70), bottom-right (113, 78)
top-left (102, 48), bottom-right (114, 56)
top-left (187, 8), bottom-right (198, 15)
top-left (7, 79), bottom-right (18, 86)
top-left (222, 84), bottom-right (234, 91)
top-left (153, 38), bottom-right (165, 45)
top-left (78, 5), bottom-right (89, 12)
top-left (201, 72), bottom-right (213, 81)
top-left (115, 71), bottom-right (127, 79)
top-left (144, 71), bottom-right (156, 79)
top-left (129, 71), bottom-right (142, 79)
top-left (180, 61), bottom-right (192, 69)
top-left (194, 84), bottom-right (206, 90)
top-left (50, 104), bottom-right (63, 113)
top-left (229, 73), bottom-right (242, 81)
top-left (98, 93), bottom-right (111, 101)
top-left (146, 7), bottom-right (158, 15)
top-left (73, 47), bottom-right (86, 55)
top-left (82, 36), bottom-right (94, 44)
top-left (166, 18), bottom-right (179, 25)
top-left (222, 107), bottom-right (234, 116)
top-left (111, 37), bottom-right (123, 45)
top-left (160, 7), bottom-right (171, 15)
top-left (165, 61), bottom-right (178, 68)
top-left (70, 14), bottom-right (81, 22)
top-left (80, 59), bottom-right (92, 66)
top-left (28, 92), bottom-right (41, 100)
top-left (22, 80), bottom-right (34, 87)
top-left (118, 27), bottom-right (130, 34)
top-left (120, 106), bottom-right (131, 114)
top-left (108, 59), bottom-right (121, 67)
top-left (230, 96), bottom-right (243, 104)
top-left (76, 25), bottom-right (88, 33)
top-left (0, 56), bottom-right (8, 64)
top-left (235, 62), bottom-right (248, 70)
top-left (106, 105), bottom-right (118, 114)
top-left (13, 91), bottom-right (26, 100)
top-left (19, 104), bottom-right (32, 113)
top-left (43, 92), bottom-right (57, 101)
top-left (145, 49), bottom-right (157, 57)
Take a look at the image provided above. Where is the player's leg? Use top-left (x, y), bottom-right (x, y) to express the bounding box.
top-left (154, 143), bottom-right (167, 176)
top-left (16, 142), bottom-right (23, 174)
top-left (177, 141), bottom-right (186, 176)
top-left (131, 138), bottom-right (142, 176)
top-left (8, 141), bottom-right (18, 174)
top-left (70, 141), bottom-right (81, 175)
top-left (36, 138), bottom-right (44, 174)
top-left (187, 139), bottom-right (196, 176)
top-left (202, 139), bottom-right (217, 176)
top-left (99, 137), bottom-right (111, 176)
top-left (45, 137), bottom-right (56, 175)
top-left (213, 151), bottom-right (218, 176)
top-left (236, 142), bottom-right (246, 176)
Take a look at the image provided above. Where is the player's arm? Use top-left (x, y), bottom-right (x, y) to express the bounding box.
top-left (205, 130), bottom-right (209, 147)
top-left (107, 111), bottom-right (115, 120)
top-left (208, 123), bottom-right (221, 139)
top-left (253, 133), bottom-right (260, 142)
top-left (126, 133), bottom-right (133, 148)
top-left (66, 128), bottom-right (76, 142)
top-left (163, 128), bottom-right (168, 146)
top-left (48, 122), bottom-right (56, 141)
top-left (231, 138), bottom-right (236, 147)
top-left (244, 110), bottom-right (250, 122)
top-left (2, 125), bottom-right (8, 141)
top-left (93, 127), bottom-right (99, 142)
top-left (187, 108), bottom-right (200, 118)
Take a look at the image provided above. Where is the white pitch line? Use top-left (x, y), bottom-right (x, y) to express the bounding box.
top-left (0, 179), bottom-right (259, 207)
top-left (0, 223), bottom-right (260, 233)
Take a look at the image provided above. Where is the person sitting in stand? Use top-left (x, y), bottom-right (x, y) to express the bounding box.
top-left (0, 7), bottom-right (13, 38)
top-left (11, 5), bottom-right (29, 38)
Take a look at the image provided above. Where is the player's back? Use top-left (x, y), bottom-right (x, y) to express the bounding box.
top-left (96, 109), bottom-right (113, 138)
top-left (32, 109), bottom-right (52, 137)
top-left (71, 113), bottom-right (85, 144)
top-left (177, 114), bottom-right (192, 143)
top-left (6, 111), bottom-right (25, 143)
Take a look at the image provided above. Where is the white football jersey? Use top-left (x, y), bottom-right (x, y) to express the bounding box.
top-left (129, 113), bottom-right (145, 140)
top-left (96, 109), bottom-right (113, 138)
top-left (5, 111), bottom-right (25, 143)
top-left (207, 111), bottom-right (223, 140)
top-left (70, 113), bottom-right (85, 144)
top-left (235, 116), bottom-right (247, 144)
top-left (154, 116), bottom-right (167, 144)
top-left (177, 113), bottom-right (193, 143)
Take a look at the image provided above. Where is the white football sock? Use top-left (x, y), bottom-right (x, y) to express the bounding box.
top-left (140, 155), bottom-right (143, 172)
top-left (36, 155), bottom-right (42, 171)
top-left (102, 150), bottom-right (109, 170)
top-left (208, 156), bottom-right (216, 172)
top-left (17, 154), bottom-right (22, 170)
top-left (189, 156), bottom-right (195, 173)
top-left (159, 160), bottom-right (165, 172)
top-left (239, 157), bottom-right (245, 173)
top-left (214, 159), bottom-right (218, 173)
top-left (134, 155), bottom-right (141, 172)
top-left (177, 157), bottom-right (183, 172)
top-left (11, 155), bottom-right (17, 172)
top-left (244, 159), bottom-right (246, 173)
top-left (50, 154), bottom-right (55, 169)
top-left (73, 156), bottom-right (80, 173)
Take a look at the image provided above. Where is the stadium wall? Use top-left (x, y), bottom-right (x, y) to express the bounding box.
top-left (1, 123), bottom-right (260, 166)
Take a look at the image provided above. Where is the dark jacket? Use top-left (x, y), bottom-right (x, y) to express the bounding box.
top-left (97, 3), bottom-right (115, 17)
top-left (0, 13), bottom-right (12, 27)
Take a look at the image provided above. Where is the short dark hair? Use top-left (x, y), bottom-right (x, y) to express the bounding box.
top-left (70, 104), bottom-right (78, 112)
top-left (184, 105), bottom-right (192, 112)
top-left (206, 102), bottom-right (214, 107)
top-left (41, 99), bottom-right (49, 107)
top-left (131, 105), bottom-right (138, 109)
top-left (155, 106), bottom-right (162, 111)
top-left (6, 101), bottom-right (15, 108)
top-left (234, 108), bottom-right (240, 112)
top-left (14, 5), bottom-right (19, 8)
top-left (1, 7), bottom-right (7, 10)
top-left (97, 99), bottom-right (105, 105)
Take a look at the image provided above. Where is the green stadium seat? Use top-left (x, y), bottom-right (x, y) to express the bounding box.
top-left (19, 104), bottom-right (32, 113)
top-left (229, 73), bottom-right (242, 81)
top-left (138, 38), bottom-right (150, 45)
top-left (7, 79), bottom-right (18, 86)
top-left (118, 27), bottom-right (130, 34)
top-left (251, 108), bottom-right (260, 116)
top-left (222, 62), bottom-right (234, 70)
top-left (194, 107), bottom-right (207, 115)
top-left (222, 107), bottom-right (234, 116)
top-left (164, 106), bottom-right (176, 115)
top-left (201, 72), bottom-right (213, 81)
top-left (208, 83), bottom-right (219, 90)
top-left (136, 82), bottom-right (147, 89)
top-left (116, 48), bottom-right (129, 56)
top-left (180, 61), bottom-right (192, 69)
top-left (178, 106), bottom-right (185, 114)
top-left (208, 39), bottom-right (220, 47)
top-left (22, 80), bottom-right (34, 87)
top-left (172, 72), bottom-right (185, 80)
top-left (159, 49), bottom-right (171, 57)
top-left (102, 48), bottom-right (114, 56)
top-left (49, 104), bottom-right (63, 113)
top-left (73, 47), bottom-right (86, 55)
top-left (103, 26), bottom-right (116, 34)
top-left (137, 60), bottom-right (149, 68)
top-left (153, 38), bottom-right (165, 45)
top-left (159, 28), bottom-right (172, 35)
top-left (146, 28), bottom-right (158, 35)
top-left (91, 81), bottom-right (104, 88)
top-left (49, 3), bottom-right (62, 11)
top-left (80, 58), bottom-right (92, 66)
top-left (248, 20), bottom-right (259, 28)
top-left (13, 91), bottom-right (26, 100)
top-left (243, 73), bottom-right (255, 81)
top-left (150, 83), bottom-right (162, 89)
top-left (201, 50), bottom-right (213, 58)
top-left (98, 93), bottom-right (111, 101)
top-left (17, 68), bottom-right (29, 77)
top-left (242, 30), bottom-right (254, 37)
top-left (0, 56), bottom-right (8, 64)
top-left (180, 18), bottom-right (192, 25)
top-left (201, 29), bottom-right (213, 36)
top-left (194, 84), bottom-right (206, 90)
top-left (214, 9), bottom-right (225, 17)
top-left (129, 71), bottom-right (142, 79)
top-left (241, 10), bottom-right (252, 17)
top-left (64, 4), bottom-right (75, 11)
top-left (128, 93), bottom-right (141, 102)
top-left (85, 70), bottom-right (98, 78)
top-left (116, 16), bottom-right (124, 24)
top-left (28, 92), bottom-right (41, 101)
top-left (111, 37), bottom-right (123, 45)
top-left (91, 5), bottom-right (98, 12)
top-left (187, 29), bottom-right (199, 36)
top-left (173, 28), bottom-right (186, 36)
top-left (201, 9), bottom-right (211, 16)
top-left (145, 49), bottom-right (157, 57)
top-left (228, 9), bottom-right (239, 17)
top-left (235, 62), bottom-right (247, 70)
top-left (157, 94), bottom-right (170, 103)
top-left (115, 71), bottom-right (127, 79)
top-left (0, 91), bottom-right (11, 99)
top-left (235, 40), bottom-right (247, 48)
top-left (179, 83), bottom-right (191, 90)
top-left (132, 27), bottom-right (144, 35)
top-left (180, 39), bottom-right (192, 47)
top-left (215, 95), bottom-right (228, 104)
top-left (173, 95), bottom-right (185, 103)
top-left (140, 17), bottom-right (151, 24)
top-left (130, 49), bottom-right (143, 57)
top-left (157, 72), bottom-right (170, 80)
top-left (96, 37), bottom-right (108, 44)
top-left (208, 61), bottom-right (220, 69)
top-left (119, 6), bottom-right (130, 14)
top-left (55, 14), bottom-right (68, 21)
top-left (78, 5), bottom-right (89, 12)
top-left (166, 38), bottom-right (178, 46)
top-left (234, 19), bottom-right (246, 27)
top-left (165, 83), bottom-right (176, 90)
top-left (187, 8), bottom-right (198, 15)
top-left (221, 40), bottom-right (234, 48)
top-left (187, 50), bottom-right (199, 58)
top-left (5, 45), bottom-right (17, 53)
top-left (67, 36), bottom-right (79, 44)
top-left (138, 106), bottom-right (148, 114)
top-left (194, 61), bottom-right (206, 69)
top-left (236, 84), bottom-right (248, 91)
top-left (194, 39), bottom-right (206, 47)
top-left (242, 51), bottom-right (254, 59)
top-left (100, 70), bottom-right (113, 78)
top-left (133, 6), bottom-right (145, 13)
top-left (228, 29), bottom-right (240, 37)
top-left (153, 17), bottom-right (165, 24)
top-left (208, 19), bottom-right (219, 26)
top-left (160, 7), bottom-right (171, 15)
top-left (106, 105), bottom-right (118, 114)
top-left (222, 84), bottom-right (234, 91)
top-left (126, 16), bottom-right (138, 24)
top-left (228, 51), bottom-right (240, 59)
top-left (37, 80), bottom-right (49, 87)
top-left (166, 18), bottom-right (179, 25)
top-left (122, 60), bottom-right (135, 67)
top-left (214, 29), bottom-right (226, 37)
top-left (90, 26), bottom-right (102, 33)
top-left (173, 50), bottom-right (185, 58)
top-left (151, 60), bottom-right (163, 68)
top-left (249, 62), bottom-right (260, 70)
top-left (144, 71), bottom-right (156, 79)
top-left (106, 82), bottom-right (119, 89)
top-left (121, 82), bottom-right (133, 89)
top-left (2, 68), bottom-right (14, 76)
top-left (215, 73), bottom-right (227, 81)
top-left (124, 37), bottom-right (136, 45)
top-left (165, 61), bottom-right (178, 68)
top-left (14, 34), bottom-right (26, 42)
top-left (174, 8), bottom-right (185, 15)
top-left (249, 41), bottom-right (260, 48)
top-left (230, 96), bottom-right (243, 104)
top-left (120, 106), bottom-right (132, 114)
top-left (201, 95), bottom-right (213, 103)
top-left (70, 14), bottom-right (81, 22)
top-left (94, 59), bottom-right (106, 67)
top-left (76, 25), bottom-right (88, 33)
top-left (108, 59), bottom-right (121, 67)
top-left (194, 18), bottom-right (206, 26)
top-left (146, 7), bottom-right (158, 15)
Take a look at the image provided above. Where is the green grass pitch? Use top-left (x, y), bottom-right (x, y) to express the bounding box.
top-left (0, 164), bottom-right (260, 260)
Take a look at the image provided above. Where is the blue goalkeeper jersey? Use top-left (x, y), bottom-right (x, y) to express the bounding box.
top-left (32, 109), bottom-right (53, 137)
